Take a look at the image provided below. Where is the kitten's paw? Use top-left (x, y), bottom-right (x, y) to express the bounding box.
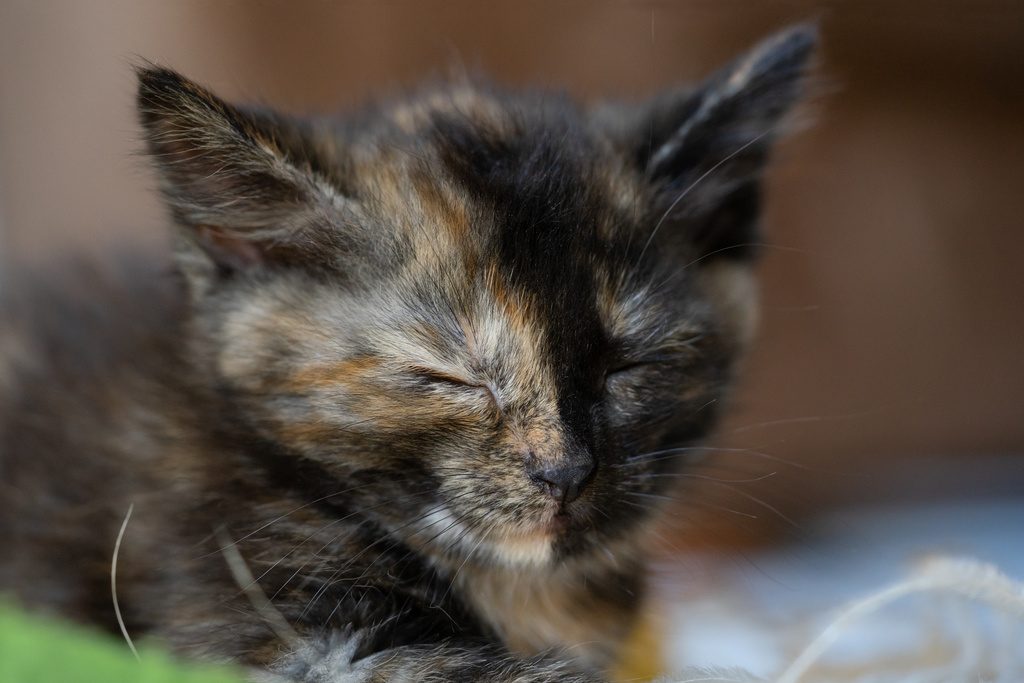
top-left (659, 668), bottom-right (764, 683)
top-left (252, 629), bottom-right (377, 683)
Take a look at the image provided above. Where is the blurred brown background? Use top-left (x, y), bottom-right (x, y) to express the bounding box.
top-left (1, 1), bottom-right (1022, 534)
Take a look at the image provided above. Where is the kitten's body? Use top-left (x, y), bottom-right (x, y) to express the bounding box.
top-left (1, 258), bottom-right (641, 679)
top-left (0, 27), bottom-right (814, 682)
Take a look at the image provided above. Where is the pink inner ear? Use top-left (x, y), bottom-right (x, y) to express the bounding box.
top-left (196, 225), bottom-right (265, 270)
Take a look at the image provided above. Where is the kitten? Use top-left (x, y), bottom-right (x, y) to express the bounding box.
top-left (0, 25), bottom-right (814, 682)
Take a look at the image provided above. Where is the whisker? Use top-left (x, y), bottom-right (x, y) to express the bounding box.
top-left (628, 471), bottom-right (779, 484)
top-left (725, 406), bottom-right (887, 435)
top-left (110, 503), bottom-right (139, 662)
top-left (624, 491), bottom-right (760, 521)
top-left (631, 130), bottom-right (772, 277)
top-left (619, 445), bottom-right (810, 471)
top-left (197, 480), bottom-right (383, 560)
top-left (216, 527), bottom-right (303, 652)
top-left (261, 486), bottom-right (439, 600)
top-left (703, 482), bottom-right (798, 528)
top-left (299, 490), bottom-right (484, 620)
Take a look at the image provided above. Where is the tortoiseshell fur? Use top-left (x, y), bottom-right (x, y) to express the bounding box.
top-left (0, 26), bottom-right (814, 682)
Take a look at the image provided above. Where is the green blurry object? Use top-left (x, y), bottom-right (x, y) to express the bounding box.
top-left (0, 603), bottom-right (246, 683)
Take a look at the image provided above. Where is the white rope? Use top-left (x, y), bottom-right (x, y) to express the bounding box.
top-left (774, 557), bottom-right (1024, 683)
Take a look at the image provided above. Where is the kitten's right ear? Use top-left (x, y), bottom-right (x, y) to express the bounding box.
top-left (595, 25), bottom-right (816, 262)
top-left (136, 66), bottom-right (350, 292)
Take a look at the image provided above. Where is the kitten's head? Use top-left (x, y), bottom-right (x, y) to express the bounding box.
top-left (139, 25), bottom-right (814, 568)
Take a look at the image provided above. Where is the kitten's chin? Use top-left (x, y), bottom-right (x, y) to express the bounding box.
top-left (484, 513), bottom-right (587, 568)
top-left (487, 526), bottom-right (556, 567)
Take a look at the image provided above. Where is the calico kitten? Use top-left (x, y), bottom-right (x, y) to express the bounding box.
top-left (0, 25), bottom-right (814, 682)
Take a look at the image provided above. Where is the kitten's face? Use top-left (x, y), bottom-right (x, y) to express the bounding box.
top-left (139, 27), bottom-right (812, 567)
top-left (207, 119), bottom-right (738, 566)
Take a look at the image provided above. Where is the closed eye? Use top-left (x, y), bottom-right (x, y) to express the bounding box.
top-left (605, 337), bottom-right (705, 383)
top-left (408, 366), bottom-right (502, 409)
top-left (409, 366), bottom-right (474, 388)
top-left (605, 355), bottom-right (676, 378)
top-left (606, 361), bottom-right (651, 377)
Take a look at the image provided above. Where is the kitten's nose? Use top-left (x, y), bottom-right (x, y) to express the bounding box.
top-left (529, 462), bottom-right (595, 504)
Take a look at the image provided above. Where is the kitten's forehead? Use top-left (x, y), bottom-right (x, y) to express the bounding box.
top-left (387, 86), bottom-right (511, 136)
top-left (339, 86), bottom-right (647, 277)
top-left (375, 87), bottom-right (662, 333)
top-left (359, 88), bottom-right (662, 433)
top-left (335, 87), bottom-right (695, 391)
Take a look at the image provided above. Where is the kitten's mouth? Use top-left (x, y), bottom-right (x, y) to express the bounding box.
top-left (498, 510), bottom-right (575, 544)
top-left (502, 511), bottom-right (571, 543)
top-left (548, 511), bottom-right (572, 533)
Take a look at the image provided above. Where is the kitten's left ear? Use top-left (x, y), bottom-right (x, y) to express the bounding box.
top-left (601, 24), bottom-right (817, 260)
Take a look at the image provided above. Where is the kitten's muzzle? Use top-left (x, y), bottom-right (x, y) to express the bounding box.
top-left (528, 461), bottom-right (595, 504)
